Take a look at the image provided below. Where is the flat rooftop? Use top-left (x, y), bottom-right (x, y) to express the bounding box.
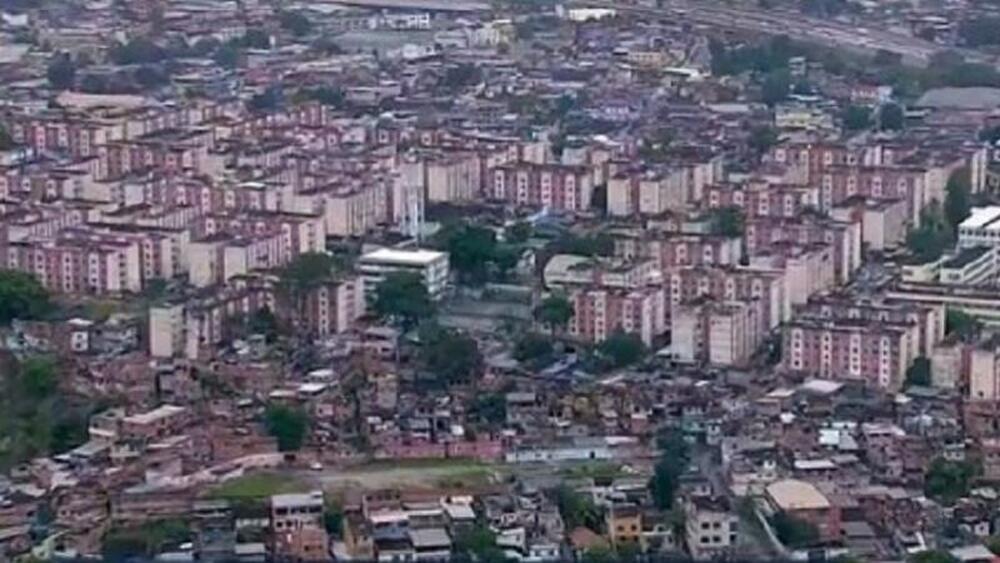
top-left (960, 206), bottom-right (1000, 230)
top-left (360, 247), bottom-right (446, 267)
top-left (942, 246), bottom-right (992, 270)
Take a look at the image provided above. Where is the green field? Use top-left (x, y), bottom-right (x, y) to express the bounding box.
top-left (208, 472), bottom-right (309, 499)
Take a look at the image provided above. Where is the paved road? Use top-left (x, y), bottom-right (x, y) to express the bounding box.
top-left (569, 0), bottom-right (995, 67)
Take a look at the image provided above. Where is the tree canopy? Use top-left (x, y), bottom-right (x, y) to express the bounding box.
top-left (534, 294), bottom-right (574, 333)
top-left (924, 457), bottom-right (978, 505)
top-left (554, 485), bottom-right (603, 532)
top-left (650, 428), bottom-right (689, 509)
top-left (514, 332), bottom-right (557, 369)
top-left (842, 105), bottom-right (871, 131)
top-left (47, 53), bottom-right (76, 90)
top-left (0, 355), bottom-right (93, 469)
top-left (596, 331), bottom-right (646, 369)
top-left (771, 511), bottom-right (820, 548)
top-left (879, 102), bottom-right (905, 131)
top-left (946, 309), bottom-right (981, 341)
top-left (0, 270), bottom-right (50, 326)
top-left (279, 11), bottom-right (312, 36)
top-left (373, 271), bottom-right (435, 330)
top-left (435, 221), bottom-right (518, 285)
top-left (906, 203), bottom-right (952, 263)
top-left (944, 167), bottom-right (971, 234)
top-left (264, 403), bottom-right (309, 452)
top-left (905, 357), bottom-right (932, 388)
top-left (706, 206), bottom-right (745, 238)
top-left (418, 324), bottom-right (483, 387)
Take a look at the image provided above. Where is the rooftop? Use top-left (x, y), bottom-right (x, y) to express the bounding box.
top-left (360, 247), bottom-right (447, 267)
top-left (766, 479), bottom-right (830, 511)
top-left (960, 206), bottom-right (1000, 230)
top-left (942, 246), bottom-right (993, 270)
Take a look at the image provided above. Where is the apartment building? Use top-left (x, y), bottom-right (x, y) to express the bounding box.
top-left (830, 197), bottom-right (909, 251)
top-left (302, 276), bottom-right (366, 338)
top-left (966, 340), bottom-right (1000, 437)
top-left (148, 276), bottom-right (274, 360)
top-left (425, 152), bottom-right (481, 203)
top-left (542, 254), bottom-right (660, 291)
top-left (781, 317), bottom-right (915, 390)
top-left (665, 266), bottom-right (788, 329)
top-left (670, 299), bottom-right (765, 367)
top-left (271, 491), bottom-right (325, 532)
top-left (567, 286), bottom-right (666, 346)
top-left (2, 234), bottom-right (142, 294)
top-left (607, 169), bottom-right (687, 216)
top-left (745, 216), bottom-right (862, 284)
top-left (705, 181), bottom-right (819, 220)
top-left (684, 496), bottom-right (738, 560)
top-left (796, 296), bottom-right (945, 356)
top-left (490, 161), bottom-right (593, 212)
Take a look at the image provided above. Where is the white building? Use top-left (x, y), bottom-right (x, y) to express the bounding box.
top-left (939, 246), bottom-right (998, 286)
top-left (959, 206), bottom-right (1000, 248)
top-left (358, 247), bottom-right (449, 301)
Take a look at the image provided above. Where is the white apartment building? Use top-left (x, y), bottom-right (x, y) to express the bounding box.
top-left (358, 247), bottom-right (450, 301)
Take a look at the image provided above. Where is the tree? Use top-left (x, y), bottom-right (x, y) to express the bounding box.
top-left (946, 309), bottom-right (982, 340)
top-left (506, 221), bottom-right (533, 245)
top-left (419, 324), bottom-right (483, 387)
top-left (842, 105), bottom-right (871, 131)
top-left (300, 86), bottom-right (345, 108)
top-left (443, 63), bottom-right (483, 92)
top-left (945, 167), bottom-right (971, 234)
top-left (534, 294), bottom-right (574, 333)
top-left (906, 203), bottom-right (952, 263)
top-left (264, 404), bottom-right (309, 452)
top-left (748, 125), bottom-right (778, 157)
top-left (958, 17), bottom-right (1000, 47)
top-left (761, 69), bottom-right (790, 106)
top-left (247, 307), bottom-right (280, 342)
top-left (280, 253), bottom-right (337, 295)
top-left (214, 42), bottom-right (241, 69)
top-left (373, 271), bottom-right (434, 330)
top-left (436, 222), bottom-right (501, 285)
top-left (110, 36), bottom-right (168, 65)
top-left (880, 102), bottom-right (905, 131)
top-left (453, 524), bottom-right (504, 563)
top-left (707, 206), bottom-right (745, 237)
top-left (550, 232), bottom-right (614, 257)
top-left (771, 511), bottom-right (820, 548)
top-left (925, 457), bottom-right (978, 505)
top-left (514, 332), bottom-right (556, 368)
top-left (650, 428), bottom-right (689, 509)
top-left (554, 486), bottom-right (603, 532)
top-left (279, 11), bottom-right (312, 36)
top-left (277, 252), bottom-right (337, 334)
top-left (0, 270), bottom-right (50, 325)
top-left (248, 87), bottom-right (282, 112)
top-left (47, 53), bottom-right (76, 90)
top-left (597, 331), bottom-right (646, 369)
top-left (242, 28), bottom-right (271, 50)
top-left (20, 356), bottom-right (58, 400)
top-left (986, 535), bottom-right (1000, 556)
top-left (324, 503), bottom-right (343, 538)
top-left (0, 125), bottom-right (14, 151)
top-left (469, 393), bottom-right (507, 426)
top-left (905, 357), bottom-right (932, 387)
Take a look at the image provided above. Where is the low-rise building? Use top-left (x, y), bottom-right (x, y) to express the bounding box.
top-left (359, 247), bottom-right (450, 301)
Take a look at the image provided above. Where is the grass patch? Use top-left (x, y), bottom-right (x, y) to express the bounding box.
top-left (560, 461), bottom-right (629, 481)
top-left (359, 457), bottom-right (491, 471)
top-left (208, 472), bottom-right (309, 500)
